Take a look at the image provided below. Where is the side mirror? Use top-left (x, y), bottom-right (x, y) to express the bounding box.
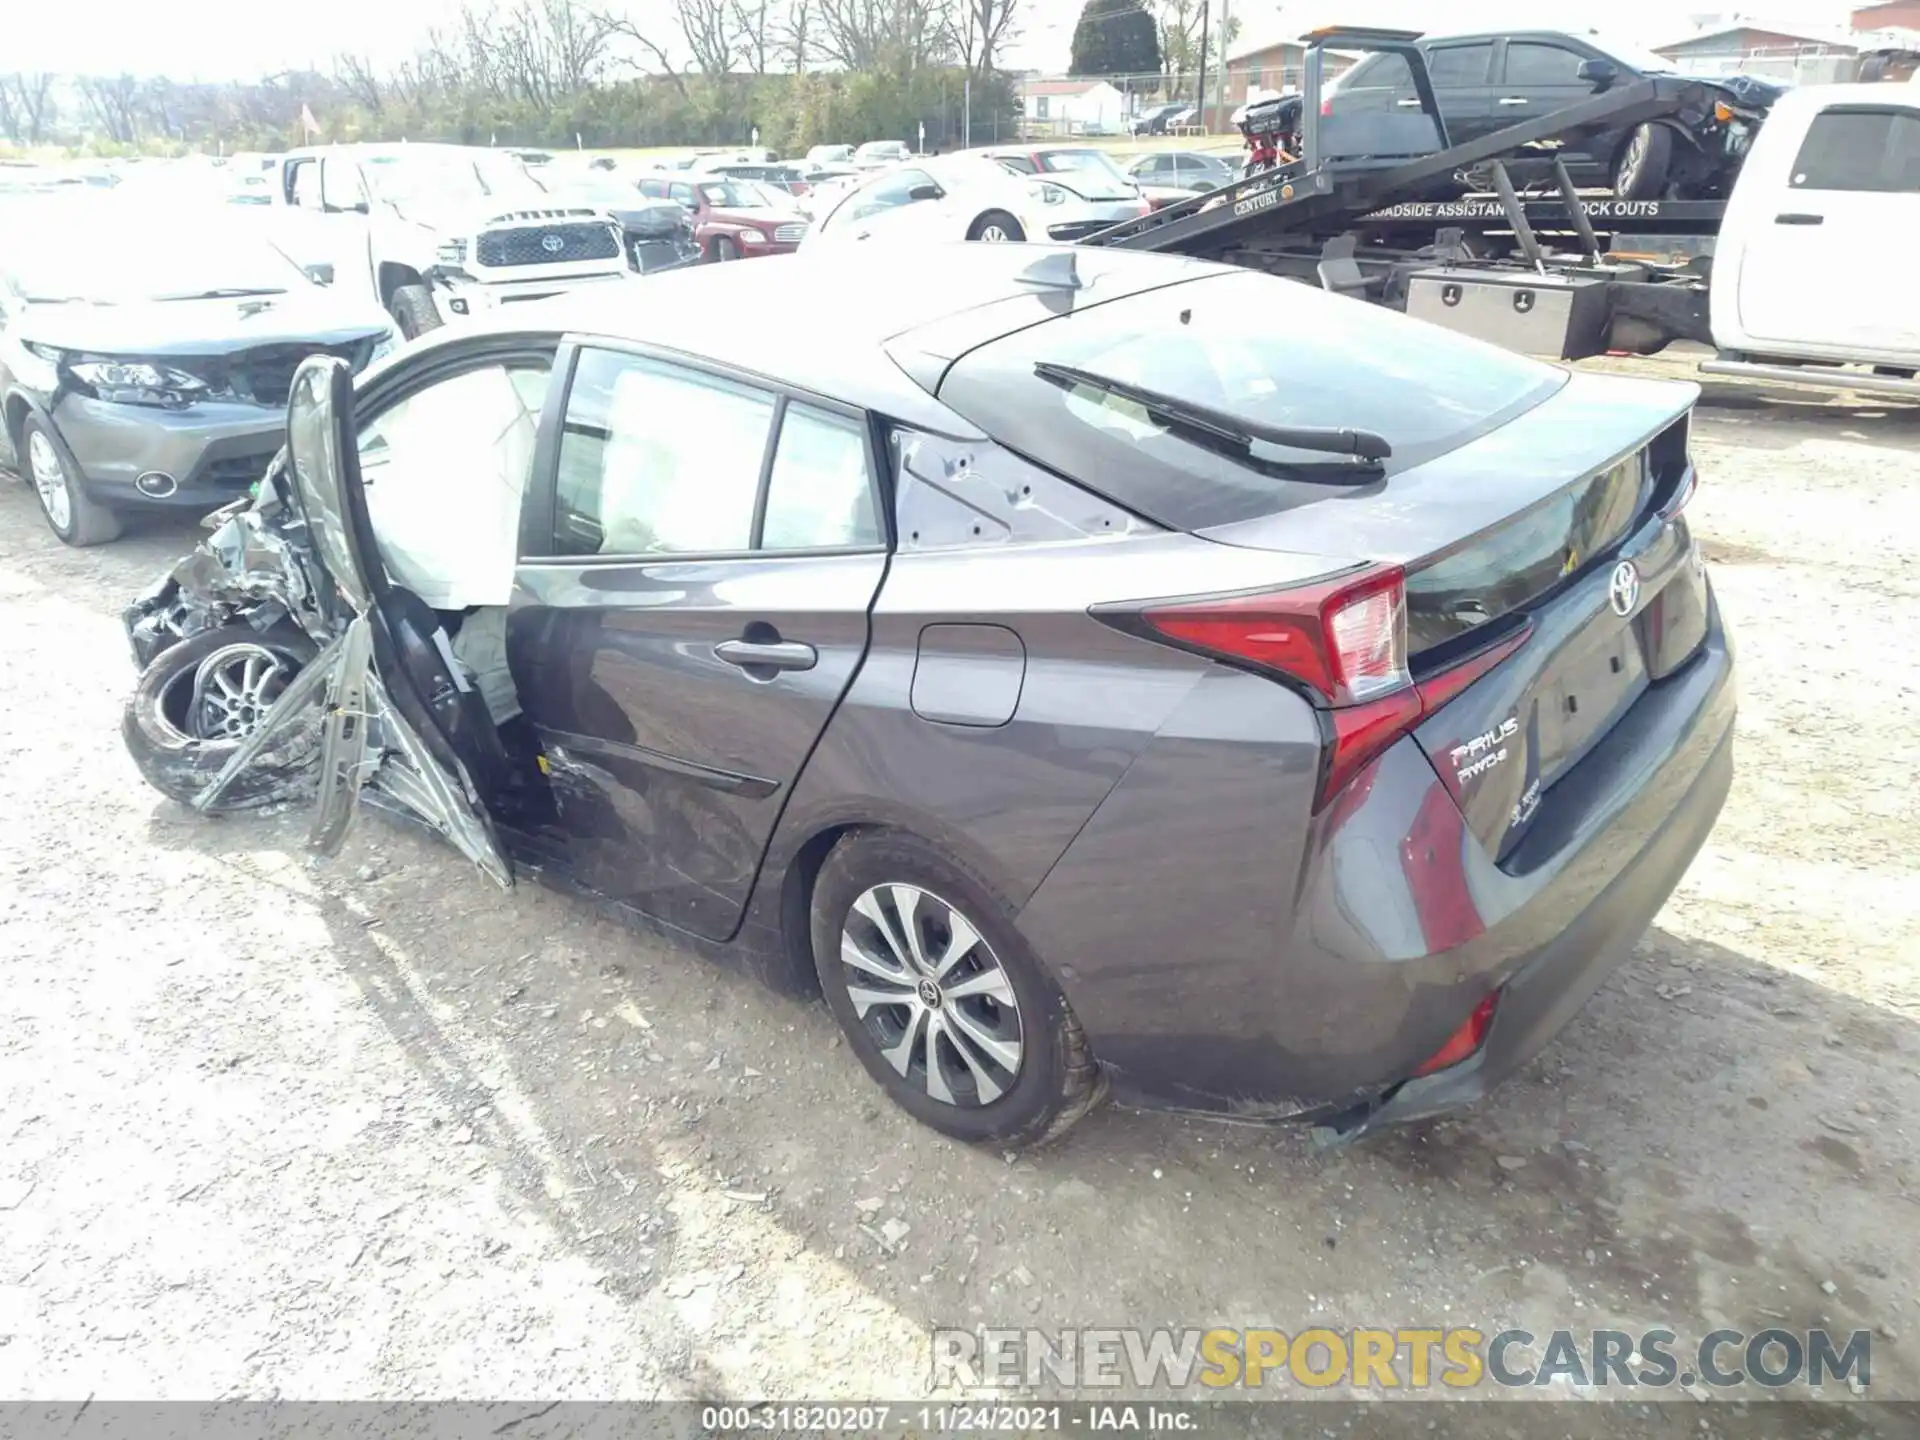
top-left (1576, 58), bottom-right (1619, 90)
top-left (906, 184), bottom-right (942, 202)
top-left (304, 262), bottom-right (336, 285)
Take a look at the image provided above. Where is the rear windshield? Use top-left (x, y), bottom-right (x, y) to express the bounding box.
top-left (934, 270), bottom-right (1566, 530)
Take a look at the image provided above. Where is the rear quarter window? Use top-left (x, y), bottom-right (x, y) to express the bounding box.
top-left (933, 270), bottom-right (1566, 530)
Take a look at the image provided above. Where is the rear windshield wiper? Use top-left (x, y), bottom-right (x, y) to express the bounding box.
top-left (1034, 361), bottom-right (1392, 483)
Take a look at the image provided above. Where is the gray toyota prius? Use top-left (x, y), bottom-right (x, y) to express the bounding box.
top-left (121, 244), bottom-right (1735, 1149)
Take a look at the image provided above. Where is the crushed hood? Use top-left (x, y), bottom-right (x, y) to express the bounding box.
top-left (21, 290), bottom-right (392, 358)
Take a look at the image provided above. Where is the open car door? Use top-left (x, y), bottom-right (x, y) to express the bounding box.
top-left (194, 355), bottom-right (515, 887)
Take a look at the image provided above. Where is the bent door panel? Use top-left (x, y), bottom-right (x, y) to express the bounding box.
top-left (509, 344), bottom-right (887, 939)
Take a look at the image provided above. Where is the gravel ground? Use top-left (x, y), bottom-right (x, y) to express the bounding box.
top-left (1, 367), bottom-right (1916, 1419)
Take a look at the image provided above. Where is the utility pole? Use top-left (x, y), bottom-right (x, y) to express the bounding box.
top-left (1196, 0), bottom-right (1211, 121)
top-left (1215, 0), bottom-right (1232, 122)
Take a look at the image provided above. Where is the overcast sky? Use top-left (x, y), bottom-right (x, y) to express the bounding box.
top-left (6, 0), bottom-right (1858, 81)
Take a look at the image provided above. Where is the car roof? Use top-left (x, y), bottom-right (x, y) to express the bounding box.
top-left (450, 244), bottom-right (1231, 429)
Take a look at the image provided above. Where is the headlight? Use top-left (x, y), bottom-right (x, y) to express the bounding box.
top-left (69, 359), bottom-right (208, 405)
top-left (1037, 183), bottom-right (1069, 206)
top-left (739, 229), bottom-right (766, 244)
top-left (436, 238), bottom-right (468, 266)
top-left (367, 329), bottom-right (400, 364)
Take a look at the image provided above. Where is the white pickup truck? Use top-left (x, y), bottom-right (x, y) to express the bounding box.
top-left (1701, 83), bottom-right (1920, 393)
top-left (263, 143), bottom-right (634, 338)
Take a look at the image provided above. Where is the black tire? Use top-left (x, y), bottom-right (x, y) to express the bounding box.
top-left (388, 283), bottom-right (443, 340)
top-left (811, 829), bottom-right (1104, 1148)
top-left (711, 236), bottom-right (740, 262)
top-left (22, 414), bottom-right (121, 547)
top-left (966, 210), bottom-right (1026, 243)
top-left (122, 624), bottom-right (322, 811)
top-left (1612, 123), bottom-right (1675, 201)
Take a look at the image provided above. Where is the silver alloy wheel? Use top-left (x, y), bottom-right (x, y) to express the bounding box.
top-left (840, 883), bottom-right (1025, 1107)
top-left (1620, 127), bottom-right (1649, 186)
top-left (976, 224), bottom-right (1012, 242)
top-left (27, 430), bottom-right (71, 533)
top-left (182, 642), bottom-right (298, 740)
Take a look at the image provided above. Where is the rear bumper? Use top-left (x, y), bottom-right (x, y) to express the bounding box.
top-left (47, 393), bottom-right (280, 510)
top-left (1018, 606), bottom-right (1735, 1124)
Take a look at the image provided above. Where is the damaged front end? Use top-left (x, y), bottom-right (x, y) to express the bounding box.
top-left (120, 355), bottom-right (513, 888)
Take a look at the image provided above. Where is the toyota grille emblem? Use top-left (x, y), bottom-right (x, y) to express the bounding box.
top-left (1608, 560), bottom-right (1641, 618)
top-left (540, 232), bottom-right (566, 254)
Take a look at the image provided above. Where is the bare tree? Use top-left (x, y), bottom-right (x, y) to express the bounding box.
top-left (731, 0), bottom-right (776, 73)
top-left (815, 0), bottom-right (945, 71)
top-left (336, 53), bottom-right (386, 115)
top-left (76, 73), bottom-right (142, 143)
top-left (674, 0), bottom-right (740, 77)
top-left (778, 0), bottom-right (814, 69)
top-left (596, 6), bottom-right (697, 101)
top-left (0, 79), bottom-right (18, 143)
top-left (13, 73), bottom-right (57, 144)
top-left (945, 0), bottom-right (1019, 77)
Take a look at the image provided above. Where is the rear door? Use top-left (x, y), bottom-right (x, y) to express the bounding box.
top-left (1733, 101), bottom-right (1920, 356)
top-left (1419, 40), bottom-right (1500, 144)
top-left (507, 342), bottom-right (888, 940)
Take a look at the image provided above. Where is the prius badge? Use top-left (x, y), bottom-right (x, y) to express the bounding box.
top-left (1608, 560), bottom-right (1641, 618)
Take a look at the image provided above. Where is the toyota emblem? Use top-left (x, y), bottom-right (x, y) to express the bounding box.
top-left (540, 232), bottom-right (566, 254)
top-left (1608, 560), bottom-right (1641, 618)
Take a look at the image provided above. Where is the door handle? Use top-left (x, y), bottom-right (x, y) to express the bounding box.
top-left (1396, 98), bottom-right (1422, 107)
top-left (1774, 212), bottom-right (1824, 225)
top-left (714, 638), bottom-right (818, 673)
top-left (1497, 97), bottom-right (1529, 106)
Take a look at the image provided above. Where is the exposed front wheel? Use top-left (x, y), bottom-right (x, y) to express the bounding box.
top-left (122, 624), bottom-right (321, 810)
top-left (388, 283), bottom-right (444, 340)
top-left (1612, 123), bottom-right (1675, 201)
top-left (967, 211), bottom-right (1026, 243)
top-left (811, 830), bottom-right (1103, 1147)
top-left (712, 236), bottom-right (740, 262)
top-left (24, 415), bottom-right (121, 547)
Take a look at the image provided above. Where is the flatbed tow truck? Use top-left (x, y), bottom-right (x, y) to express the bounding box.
top-left (1084, 27), bottom-right (1920, 394)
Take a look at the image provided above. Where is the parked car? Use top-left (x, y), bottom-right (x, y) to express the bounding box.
top-left (120, 244), bottom-right (1733, 1148)
top-left (853, 140), bottom-right (913, 169)
top-left (0, 201), bottom-right (394, 546)
top-left (1325, 29), bottom-right (1789, 199)
top-left (530, 172), bottom-right (704, 273)
top-left (974, 145), bottom-right (1155, 219)
top-left (634, 175), bottom-right (808, 260)
top-left (262, 144), bottom-right (633, 338)
top-left (806, 144), bottom-right (856, 165)
top-left (706, 161), bottom-right (815, 197)
top-left (801, 153), bottom-right (1145, 248)
top-left (1126, 150), bottom-right (1237, 192)
top-left (1130, 103), bottom-right (1197, 136)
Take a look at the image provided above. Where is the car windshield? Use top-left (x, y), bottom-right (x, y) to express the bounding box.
top-left (538, 174), bottom-right (637, 207)
top-left (697, 181), bottom-right (766, 207)
top-left (1037, 149), bottom-right (1133, 185)
top-left (1582, 33), bottom-right (1679, 74)
top-left (935, 269), bottom-right (1566, 530)
top-left (361, 151), bottom-right (544, 208)
top-left (8, 222), bottom-right (308, 303)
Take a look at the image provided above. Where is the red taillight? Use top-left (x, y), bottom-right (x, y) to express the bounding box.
top-left (1132, 567), bottom-right (1532, 810)
top-left (1413, 992), bottom-right (1499, 1077)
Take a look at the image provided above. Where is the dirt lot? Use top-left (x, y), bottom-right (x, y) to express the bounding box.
top-left (1, 366), bottom-right (1916, 1419)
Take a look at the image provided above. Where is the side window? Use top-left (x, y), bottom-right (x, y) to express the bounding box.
top-left (356, 362), bottom-right (552, 608)
top-left (1504, 43), bottom-right (1585, 87)
top-left (1426, 43), bottom-right (1494, 87)
top-left (1790, 108), bottom-right (1920, 192)
top-left (286, 159), bottom-right (322, 208)
top-left (848, 168), bottom-right (938, 221)
top-left (998, 154), bottom-right (1039, 174)
top-left (549, 349), bottom-right (775, 556)
top-left (761, 405), bottom-right (880, 550)
top-left (669, 182), bottom-right (696, 206)
top-left (319, 160), bottom-right (368, 212)
top-left (1357, 52), bottom-right (1414, 94)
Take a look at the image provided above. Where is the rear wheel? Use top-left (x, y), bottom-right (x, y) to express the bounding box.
top-left (811, 830), bottom-right (1103, 1148)
top-left (1612, 123), bottom-right (1675, 201)
top-left (122, 624), bottom-right (321, 810)
top-left (388, 283), bottom-right (444, 340)
top-left (24, 415), bottom-right (121, 547)
top-left (967, 210), bottom-right (1026, 243)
